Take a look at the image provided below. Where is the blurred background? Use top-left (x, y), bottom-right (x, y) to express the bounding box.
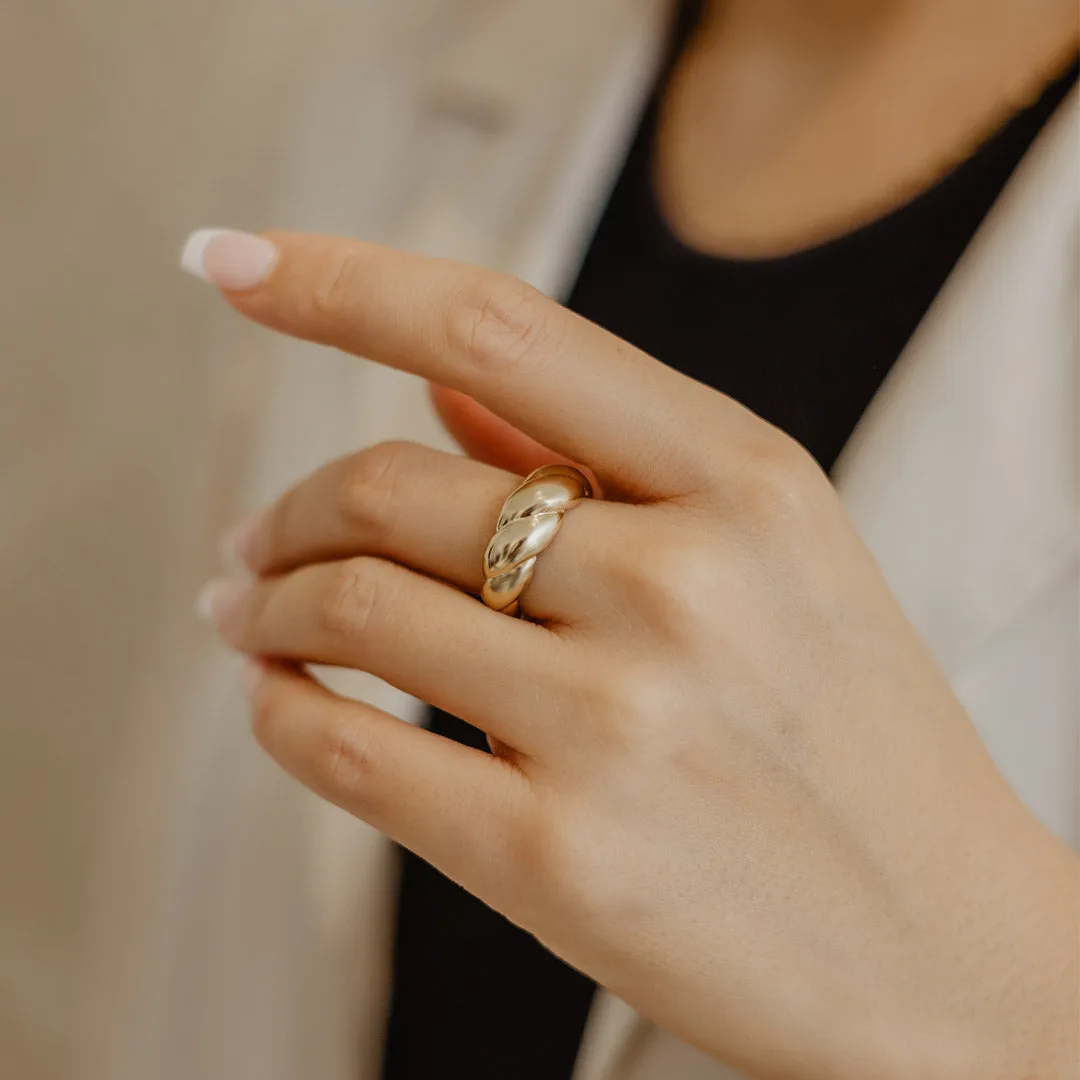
top-left (1, 3), bottom-right (473, 1077)
top-left (3, 1), bottom-right (651, 1073)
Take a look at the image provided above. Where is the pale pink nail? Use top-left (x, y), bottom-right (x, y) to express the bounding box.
top-left (180, 229), bottom-right (278, 290)
top-left (240, 659), bottom-right (266, 698)
top-left (221, 507), bottom-right (268, 567)
top-left (194, 578), bottom-right (250, 623)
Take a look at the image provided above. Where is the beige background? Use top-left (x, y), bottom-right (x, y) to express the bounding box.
top-left (0, 3), bottom-right (460, 1076)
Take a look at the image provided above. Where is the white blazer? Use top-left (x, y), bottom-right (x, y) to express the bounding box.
top-left (70, 3), bottom-right (1077, 1078)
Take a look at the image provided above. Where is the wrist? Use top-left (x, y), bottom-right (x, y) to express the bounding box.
top-left (887, 836), bottom-right (1079, 1080)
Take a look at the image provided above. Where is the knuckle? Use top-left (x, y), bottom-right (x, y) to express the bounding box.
top-left (553, 655), bottom-right (678, 763)
top-left (445, 273), bottom-right (554, 373)
top-left (508, 797), bottom-right (645, 931)
top-left (317, 558), bottom-right (383, 642)
top-left (508, 802), bottom-right (592, 911)
top-left (337, 442), bottom-right (409, 534)
top-left (606, 535), bottom-right (722, 634)
top-left (322, 716), bottom-right (384, 817)
top-left (590, 664), bottom-right (678, 757)
top-left (728, 436), bottom-right (825, 527)
top-left (312, 250), bottom-right (364, 322)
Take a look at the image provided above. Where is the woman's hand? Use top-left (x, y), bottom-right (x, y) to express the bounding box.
top-left (188, 230), bottom-right (1078, 1080)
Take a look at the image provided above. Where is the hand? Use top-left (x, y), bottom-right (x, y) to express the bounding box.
top-left (190, 230), bottom-right (1078, 1080)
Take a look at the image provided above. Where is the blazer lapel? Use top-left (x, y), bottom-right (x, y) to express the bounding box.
top-left (834, 88), bottom-right (1079, 676)
top-left (395, 0), bottom-right (673, 293)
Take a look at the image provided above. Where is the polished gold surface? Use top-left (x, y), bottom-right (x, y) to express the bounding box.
top-left (485, 514), bottom-right (561, 578)
top-left (480, 557), bottom-right (537, 615)
top-left (495, 480), bottom-right (587, 531)
top-left (482, 464), bottom-right (591, 615)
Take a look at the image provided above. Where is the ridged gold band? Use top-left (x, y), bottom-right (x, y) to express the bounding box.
top-left (481, 464), bottom-right (592, 616)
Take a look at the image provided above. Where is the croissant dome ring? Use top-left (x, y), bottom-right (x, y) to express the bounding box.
top-left (481, 464), bottom-right (592, 616)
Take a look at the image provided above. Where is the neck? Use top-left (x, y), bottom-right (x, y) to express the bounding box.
top-left (695, 0), bottom-right (1077, 104)
top-left (707, 0), bottom-right (1078, 50)
top-left (657, 0), bottom-right (1077, 256)
top-left (705, 0), bottom-right (902, 38)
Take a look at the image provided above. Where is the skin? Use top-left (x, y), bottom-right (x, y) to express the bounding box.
top-left (658, 0), bottom-right (1080, 256)
top-left (195, 235), bottom-right (1077, 1079)
top-left (196, 4), bottom-right (1079, 1077)
top-left (433, 0), bottom-right (1079, 466)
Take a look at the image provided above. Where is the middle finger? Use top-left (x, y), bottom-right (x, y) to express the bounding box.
top-left (210, 554), bottom-right (563, 754)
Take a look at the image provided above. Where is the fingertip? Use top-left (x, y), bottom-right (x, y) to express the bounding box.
top-left (194, 577), bottom-right (250, 626)
top-left (180, 228), bottom-right (279, 290)
top-left (240, 657), bottom-right (267, 699)
top-left (221, 507), bottom-right (269, 571)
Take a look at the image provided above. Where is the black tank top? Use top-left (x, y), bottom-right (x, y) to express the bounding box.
top-left (381, 5), bottom-right (1078, 1075)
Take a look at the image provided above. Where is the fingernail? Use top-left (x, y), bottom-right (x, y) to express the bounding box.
top-left (221, 507), bottom-right (267, 567)
top-left (240, 658), bottom-right (266, 698)
top-left (180, 229), bottom-right (278, 289)
top-left (194, 578), bottom-right (249, 623)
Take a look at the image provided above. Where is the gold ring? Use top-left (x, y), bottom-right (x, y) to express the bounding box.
top-left (481, 464), bottom-right (592, 616)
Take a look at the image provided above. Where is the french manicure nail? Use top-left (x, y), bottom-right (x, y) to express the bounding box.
top-left (194, 578), bottom-right (249, 623)
top-left (180, 229), bottom-right (278, 289)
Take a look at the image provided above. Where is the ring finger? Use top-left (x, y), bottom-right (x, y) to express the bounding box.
top-left (235, 440), bottom-right (604, 622)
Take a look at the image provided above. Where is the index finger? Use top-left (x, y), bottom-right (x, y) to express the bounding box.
top-left (182, 229), bottom-right (762, 497)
